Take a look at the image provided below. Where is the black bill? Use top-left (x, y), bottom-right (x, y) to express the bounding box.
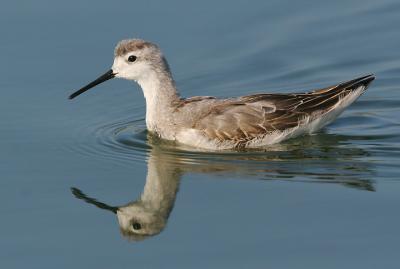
top-left (69, 69), bottom-right (115, 99)
top-left (71, 187), bottom-right (118, 214)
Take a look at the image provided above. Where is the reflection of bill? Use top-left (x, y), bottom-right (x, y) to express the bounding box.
top-left (71, 134), bottom-right (374, 241)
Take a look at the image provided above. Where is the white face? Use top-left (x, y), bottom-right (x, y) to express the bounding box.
top-left (116, 203), bottom-right (166, 236)
top-left (112, 48), bottom-right (155, 81)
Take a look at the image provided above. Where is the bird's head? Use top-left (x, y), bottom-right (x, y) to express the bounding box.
top-left (69, 39), bottom-right (171, 99)
top-left (116, 201), bottom-right (167, 241)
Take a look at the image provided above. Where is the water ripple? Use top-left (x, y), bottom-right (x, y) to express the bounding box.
top-left (62, 80), bottom-right (400, 187)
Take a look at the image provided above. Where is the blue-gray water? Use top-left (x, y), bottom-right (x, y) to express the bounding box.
top-left (1, 0), bottom-right (400, 268)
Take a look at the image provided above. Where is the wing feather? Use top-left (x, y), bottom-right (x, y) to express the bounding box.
top-left (191, 75), bottom-right (374, 145)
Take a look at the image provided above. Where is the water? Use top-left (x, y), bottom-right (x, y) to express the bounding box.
top-left (1, 0), bottom-right (400, 268)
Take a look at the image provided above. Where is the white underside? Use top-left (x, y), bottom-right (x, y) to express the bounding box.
top-left (175, 86), bottom-right (365, 150)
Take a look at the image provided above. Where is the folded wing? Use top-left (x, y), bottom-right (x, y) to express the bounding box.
top-left (193, 75), bottom-right (375, 144)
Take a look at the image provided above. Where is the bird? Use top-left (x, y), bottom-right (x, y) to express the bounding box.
top-left (71, 146), bottom-right (182, 241)
top-left (69, 39), bottom-right (375, 150)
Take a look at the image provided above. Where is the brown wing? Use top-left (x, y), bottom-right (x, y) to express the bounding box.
top-left (193, 75), bottom-right (375, 143)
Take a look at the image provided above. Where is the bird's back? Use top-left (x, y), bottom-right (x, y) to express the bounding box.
top-left (173, 75), bottom-right (375, 149)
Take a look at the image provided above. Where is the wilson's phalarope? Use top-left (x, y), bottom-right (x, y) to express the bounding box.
top-left (69, 39), bottom-right (375, 150)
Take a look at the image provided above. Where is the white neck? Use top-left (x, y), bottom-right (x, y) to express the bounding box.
top-left (136, 70), bottom-right (179, 135)
top-left (140, 151), bottom-right (180, 216)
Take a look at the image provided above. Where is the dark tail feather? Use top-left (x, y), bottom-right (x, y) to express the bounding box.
top-left (338, 74), bottom-right (375, 91)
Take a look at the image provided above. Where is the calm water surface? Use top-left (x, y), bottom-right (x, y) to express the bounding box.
top-left (1, 0), bottom-right (400, 268)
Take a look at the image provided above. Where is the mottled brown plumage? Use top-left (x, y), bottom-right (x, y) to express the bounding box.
top-left (185, 75), bottom-right (374, 147)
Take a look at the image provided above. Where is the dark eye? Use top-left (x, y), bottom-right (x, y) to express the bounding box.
top-left (128, 55), bottom-right (137, 62)
top-left (132, 222), bottom-right (142, 230)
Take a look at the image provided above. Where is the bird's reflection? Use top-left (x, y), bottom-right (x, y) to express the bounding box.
top-left (72, 146), bottom-right (181, 241)
top-left (71, 132), bottom-right (375, 241)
